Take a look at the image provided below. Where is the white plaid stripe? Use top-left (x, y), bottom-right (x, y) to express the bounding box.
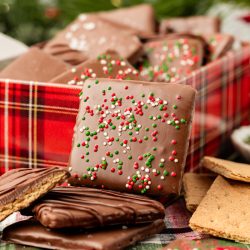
top-left (4, 80), bottom-right (9, 172)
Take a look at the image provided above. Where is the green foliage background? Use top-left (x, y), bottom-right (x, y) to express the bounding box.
top-left (0, 0), bottom-right (249, 45)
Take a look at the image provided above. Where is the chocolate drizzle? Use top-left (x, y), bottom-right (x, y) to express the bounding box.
top-left (26, 186), bottom-right (165, 229)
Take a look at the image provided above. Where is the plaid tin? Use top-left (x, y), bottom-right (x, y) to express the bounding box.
top-left (0, 46), bottom-right (250, 175)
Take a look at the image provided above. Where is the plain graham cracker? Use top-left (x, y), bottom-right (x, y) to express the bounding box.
top-left (189, 176), bottom-right (250, 244)
top-left (202, 156), bottom-right (250, 182)
top-left (183, 173), bottom-right (216, 212)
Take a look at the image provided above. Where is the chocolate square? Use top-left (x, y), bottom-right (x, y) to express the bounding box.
top-left (68, 79), bottom-right (196, 197)
top-left (50, 50), bottom-right (142, 84)
top-left (140, 36), bottom-right (204, 82)
top-left (44, 15), bottom-right (143, 64)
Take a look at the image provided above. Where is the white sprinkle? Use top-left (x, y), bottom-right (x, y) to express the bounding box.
top-left (146, 185), bottom-right (150, 190)
top-left (123, 150), bottom-right (127, 154)
top-left (83, 22), bottom-right (96, 30)
top-left (103, 142), bottom-right (107, 146)
top-left (145, 168), bottom-right (150, 173)
top-left (161, 176), bottom-right (165, 180)
top-left (174, 159), bottom-right (179, 163)
top-left (160, 158), bottom-right (165, 163)
top-left (141, 167), bottom-right (145, 171)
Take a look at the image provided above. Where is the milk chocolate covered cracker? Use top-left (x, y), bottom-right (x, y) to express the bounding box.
top-left (68, 79), bottom-right (196, 197)
top-left (2, 219), bottom-right (165, 250)
top-left (140, 36), bottom-right (204, 82)
top-left (24, 186), bottom-right (165, 229)
top-left (0, 168), bottom-right (69, 222)
top-left (44, 14), bottom-right (143, 64)
top-left (50, 50), bottom-right (141, 85)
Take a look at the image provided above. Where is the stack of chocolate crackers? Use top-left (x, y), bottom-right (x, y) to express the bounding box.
top-left (0, 3), bottom-right (239, 250)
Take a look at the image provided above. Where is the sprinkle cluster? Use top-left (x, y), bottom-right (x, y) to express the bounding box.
top-left (140, 38), bottom-right (202, 83)
top-left (72, 80), bottom-right (189, 194)
top-left (67, 53), bottom-right (139, 85)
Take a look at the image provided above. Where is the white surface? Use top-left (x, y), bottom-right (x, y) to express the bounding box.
top-left (231, 126), bottom-right (250, 162)
top-left (0, 32), bottom-right (28, 69)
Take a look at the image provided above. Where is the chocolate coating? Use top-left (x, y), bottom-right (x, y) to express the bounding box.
top-left (50, 50), bottom-right (142, 85)
top-left (68, 79), bottom-right (196, 197)
top-left (24, 186), bottom-right (165, 229)
top-left (44, 15), bottom-right (143, 64)
top-left (99, 4), bottom-right (156, 37)
top-left (160, 16), bottom-right (220, 35)
top-left (2, 219), bottom-right (165, 250)
top-left (0, 167), bottom-right (69, 221)
top-left (0, 48), bottom-right (68, 82)
top-left (140, 36), bottom-right (204, 82)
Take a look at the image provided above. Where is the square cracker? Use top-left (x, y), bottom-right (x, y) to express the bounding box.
top-left (189, 176), bottom-right (250, 244)
top-left (202, 156), bottom-right (250, 182)
top-left (183, 173), bottom-right (216, 212)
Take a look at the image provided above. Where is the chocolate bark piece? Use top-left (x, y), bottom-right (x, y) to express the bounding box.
top-left (99, 4), bottom-right (156, 37)
top-left (140, 36), bottom-right (204, 82)
top-left (68, 79), bottom-right (196, 197)
top-left (0, 168), bottom-right (69, 222)
top-left (44, 15), bottom-right (143, 64)
top-left (24, 186), bottom-right (165, 229)
top-left (2, 219), bottom-right (165, 250)
top-left (50, 50), bottom-right (141, 85)
top-left (202, 33), bottom-right (234, 61)
top-left (160, 16), bottom-right (220, 35)
top-left (0, 47), bottom-right (68, 82)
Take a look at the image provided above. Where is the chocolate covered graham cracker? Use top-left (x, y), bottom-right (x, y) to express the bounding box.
top-left (183, 173), bottom-right (216, 212)
top-left (68, 79), bottom-right (196, 197)
top-left (140, 36), bottom-right (204, 82)
top-left (23, 186), bottom-right (165, 229)
top-left (0, 168), bottom-right (69, 222)
top-left (203, 33), bottom-right (234, 61)
top-left (190, 176), bottom-right (250, 243)
top-left (202, 156), bottom-right (250, 182)
top-left (2, 219), bottom-right (165, 250)
top-left (160, 16), bottom-right (220, 35)
top-left (50, 50), bottom-right (141, 85)
top-left (44, 14), bottom-right (142, 64)
top-left (99, 4), bottom-right (156, 37)
top-left (0, 48), bottom-right (68, 82)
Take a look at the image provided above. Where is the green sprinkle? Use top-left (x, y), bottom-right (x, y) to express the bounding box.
top-left (132, 100), bottom-right (135, 103)
top-left (145, 128), bottom-right (149, 132)
top-left (82, 117), bottom-right (85, 120)
top-left (86, 144), bottom-right (89, 148)
top-left (181, 118), bottom-right (186, 124)
top-left (77, 143), bottom-right (80, 147)
top-left (115, 138), bottom-right (119, 142)
top-left (152, 123), bottom-right (157, 128)
top-left (115, 150), bottom-right (119, 155)
top-left (144, 105), bottom-right (148, 109)
top-left (128, 131), bottom-right (133, 136)
top-left (157, 115), bottom-right (161, 119)
top-left (144, 136), bottom-right (148, 140)
top-left (118, 165), bottom-right (122, 170)
top-left (87, 85), bottom-right (91, 88)
top-left (119, 160), bottom-right (123, 165)
top-left (128, 155), bottom-right (132, 160)
top-left (163, 170), bottom-right (169, 176)
top-left (135, 128), bottom-right (140, 132)
top-left (86, 152), bottom-right (89, 155)
top-left (150, 92), bottom-right (154, 96)
top-left (108, 86), bottom-right (112, 90)
top-left (87, 167), bottom-right (90, 171)
top-left (159, 163), bottom-right (164, 168)
top-left (153, 147), bottom-right (157, 151)
top-left (149, 116), bottom-right (153, 120)
top-left (85, 131), bottom-right (90, 136)
top-left (86, 137), bottom-right (90, 141)
top-left (82, 174), bottom-right (87, 179)
top-left (173, 104), bottom-right (177, 109)
top-left (86, 159), bottom-right (89, 162)
top-left (112, 125), bottom-right (116, 130)
top-left (79, 91), bottom-right (83, 96)
top-left (175, 125), bottom-right (180, 130)
top-left (109, 153), bottom-right (113, 157)
top-left (141, 94), bottom-right (145, 97)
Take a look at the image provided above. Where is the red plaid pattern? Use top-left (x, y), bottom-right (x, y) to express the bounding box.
top-left (0, 46), bottom-right (250, 175)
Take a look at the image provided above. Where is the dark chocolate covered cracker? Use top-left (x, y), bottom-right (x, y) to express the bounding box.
top-left (0, 167), bottom-right (69, 222)
top-left (23, 186), bottom-right (165, 229)
top-left (68, 78), bottom-right (196, 197)
top-left (2, 219), bottom-right (165, 250)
